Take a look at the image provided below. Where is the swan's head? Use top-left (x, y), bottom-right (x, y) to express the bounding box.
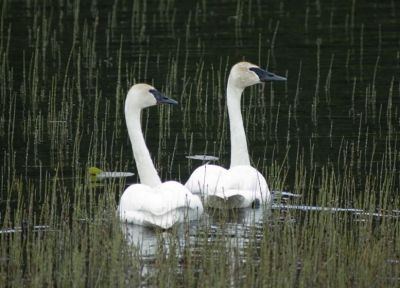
top-left (229, 62), bottom-right (286, 89)
top-left (125, 83), bottom-right (178, 110)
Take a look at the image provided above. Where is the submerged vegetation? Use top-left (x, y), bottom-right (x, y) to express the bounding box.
top-left (0, 0), bottom-right (399, 286)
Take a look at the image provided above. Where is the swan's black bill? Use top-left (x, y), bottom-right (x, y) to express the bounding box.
top-left (149, 89), bottom-right (178, 105)
top-left (249, 67), bottom-right (287, 82)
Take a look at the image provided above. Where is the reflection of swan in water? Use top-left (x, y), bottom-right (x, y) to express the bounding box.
top-left (205, 206), bottom-right (265, 225)
top-left (120, 223), bottom-right (173, 277)
top-left (117, 84), bottom-right (203, 229)
top-left (119, 197), bottom-right (285, 283)
top-left (120, 220), bottom-right (200, 270)
top-left (120, 207), bottom-right (266, 280)
top-left (185, 62), bottom-right (286, 209)
top-left (120, 223), bottom-right (161, 256)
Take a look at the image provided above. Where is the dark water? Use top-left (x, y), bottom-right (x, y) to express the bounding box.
top-left (1, 0), bottom-right (399, 227)
top-left (1, 1), bottom-right (400, 285)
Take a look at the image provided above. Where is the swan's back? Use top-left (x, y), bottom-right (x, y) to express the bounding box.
top-left (185, 164), bottom-right (271, 208)
top-left (118, 181), bottom-right (203, 229)
top-left (208, 165), bottom-right (270, 208)
top-left (185, 164), bottom-right (227, 195)
top-left (219, 166), bottom-right (269, 197)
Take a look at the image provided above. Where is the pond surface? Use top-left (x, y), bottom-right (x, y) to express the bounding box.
top-left (3, 0), bottom-right (399, 181)
top-left (1, 0), bottom-right (400, 286)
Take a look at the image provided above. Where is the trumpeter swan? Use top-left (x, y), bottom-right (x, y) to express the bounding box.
top-left (185, 62), bottom-right (286, 208)
top-left (118, 84), bottom-right (203, 229)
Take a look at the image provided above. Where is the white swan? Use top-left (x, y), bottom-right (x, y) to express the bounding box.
top-left (185, 62), bottom-right (286, 209)
top-left (118, 84), bottom-right (203, 229)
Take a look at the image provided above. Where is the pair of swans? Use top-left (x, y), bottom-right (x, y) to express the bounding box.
top-left (118, 62), bottom-right (286, 229)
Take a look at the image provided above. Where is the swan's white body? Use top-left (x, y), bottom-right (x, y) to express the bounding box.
top-left (185, 62), bottom-right (286, 208)
top-left (186, 164), bottom-right (268, 208)
top-left (118, 84), bottom-right (203, 229)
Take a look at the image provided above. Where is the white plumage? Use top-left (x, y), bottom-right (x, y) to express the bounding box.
top-left (185, 62), bottom-right (286, 209)
top-left (118, 84), bottom-right (203, 229)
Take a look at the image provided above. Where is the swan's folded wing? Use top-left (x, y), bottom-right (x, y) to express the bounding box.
top-left (156, 181), bottom-right (204, 215)
top-left (185, 164), bottom-right (227, 195)
top-left (204, 166), bottom-right (271, 208)
top-left (118, 182), bottom-right (203, 228)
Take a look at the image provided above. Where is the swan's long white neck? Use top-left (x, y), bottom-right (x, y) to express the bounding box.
top-left (227, 79), bottom-right (251, 167)
top-left (125, 107), bottom-right (162, 187)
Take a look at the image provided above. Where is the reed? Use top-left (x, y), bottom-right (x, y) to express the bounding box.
top-left (1, 0), bottom-right (399, 287)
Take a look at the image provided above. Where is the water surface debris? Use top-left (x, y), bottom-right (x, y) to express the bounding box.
top-left (88, 167), bottom-right (134, 179)
top-left (186, 155), bottom-right (219, 161)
